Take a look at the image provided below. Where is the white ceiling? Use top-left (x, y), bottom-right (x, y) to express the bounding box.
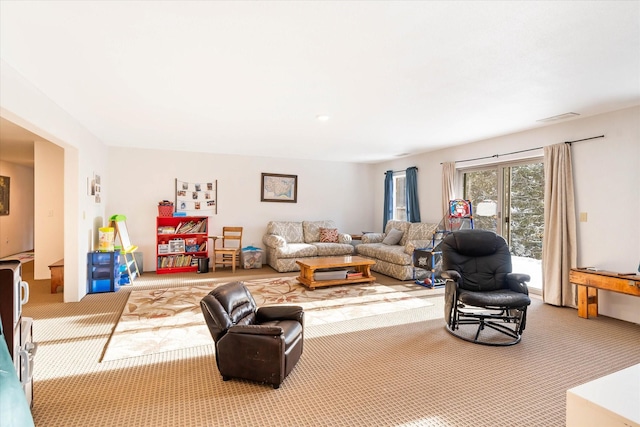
top-left (1, 1), bottom-right (639, 165)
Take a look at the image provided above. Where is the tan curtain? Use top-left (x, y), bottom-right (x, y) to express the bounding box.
top-left (542, 143), bottom-right (577, 306)
top-left (442, 161), bottom-right (456, 217)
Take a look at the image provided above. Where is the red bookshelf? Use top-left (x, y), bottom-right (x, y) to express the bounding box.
top-left (156, 216), bottom-right (208, 274)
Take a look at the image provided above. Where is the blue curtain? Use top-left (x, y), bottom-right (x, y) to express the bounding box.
top-left (406, 166), bottom-right (421, 222)
top-left (383, 170), bottom-right (394, 231)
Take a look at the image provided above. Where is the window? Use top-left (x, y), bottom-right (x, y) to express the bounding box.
top-left (393, 172), bottom-right (406, 221)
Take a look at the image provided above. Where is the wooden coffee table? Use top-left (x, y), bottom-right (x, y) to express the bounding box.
top-left (296, 256), bottom-right (376, 289)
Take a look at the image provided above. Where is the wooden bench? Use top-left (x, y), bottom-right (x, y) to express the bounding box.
top-left (569, 268), bottom-right (640, 318)
top-left (48, 259), bottom-right (64, 293)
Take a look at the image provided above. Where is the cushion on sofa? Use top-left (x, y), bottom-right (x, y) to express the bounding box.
top-left (273, 243), bottom-right (318, 259)
top-left (266, 221), bottom-right (304, 243)
top-left (311, 242), bottom-right (354, 256)
top-left (356, 243), bottom-right (412, 266)
top-left (303, 220), bottom-right (336, 243)
top-left (383, 220), bottom-right (411, 246)
top-left (406, 222), bottom-right (438, 241)
top-left (319, 227), bottom-right (339, 243)
top-left (382, 228), bottom-right (404, 245)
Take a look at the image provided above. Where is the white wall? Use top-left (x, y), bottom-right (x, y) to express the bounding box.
top-left (1, 59), bottom-right (108, 302)
top-left (373, 106), bottom-right (640, 323)
top-left (0, 160), bottom-right (34, 257)
top-left (107, 147), bottom-right (376, 272)
top-left (33, 140), bottom-right (64, 279)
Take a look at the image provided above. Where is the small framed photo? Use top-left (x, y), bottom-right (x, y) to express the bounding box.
top-left (261, 173), bottom-right (297, 203)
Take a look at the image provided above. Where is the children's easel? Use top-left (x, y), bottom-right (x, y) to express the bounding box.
top-left (109, 214), bottom-right (140, 281)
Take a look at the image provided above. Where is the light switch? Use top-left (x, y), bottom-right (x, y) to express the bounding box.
top-left (579, 212), bottom-right (588, 222)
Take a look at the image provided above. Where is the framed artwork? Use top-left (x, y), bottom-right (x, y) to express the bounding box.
top-left (0, 176), bottom-right (9, 215)
top-left (261, 173), bottom-right (297, 203)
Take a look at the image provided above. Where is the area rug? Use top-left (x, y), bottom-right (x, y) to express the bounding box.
top-left (101, 277), bottom-right (434, 361)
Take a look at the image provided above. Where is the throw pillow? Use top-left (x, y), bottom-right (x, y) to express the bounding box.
top-left (382, 228), bottom-right (404, 245)
top-left (319, 227), bottom-right (339, 243)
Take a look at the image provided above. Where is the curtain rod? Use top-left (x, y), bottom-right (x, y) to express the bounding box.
top-left (384, 166), bottom-right (418, 174)
top-left (441, 135), bottom-right (605, 165)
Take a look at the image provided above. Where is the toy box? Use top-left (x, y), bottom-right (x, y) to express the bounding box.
top-left (241, 246), bottom-right (263, 269)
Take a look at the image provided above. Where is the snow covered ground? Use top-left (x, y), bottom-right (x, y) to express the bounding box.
top-left (512, 256), bottom-right (542, 292)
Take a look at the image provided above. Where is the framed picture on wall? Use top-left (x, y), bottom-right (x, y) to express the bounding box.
top-left (0, 176), bottom-right (9, 215)
top-left (94, 174), bottom-right (101, 204)
top-left (261, 173), bottom-right (297, 203)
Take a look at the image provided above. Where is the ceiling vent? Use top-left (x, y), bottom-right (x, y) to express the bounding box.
top-left (537, 112), bottom-right (580, 123)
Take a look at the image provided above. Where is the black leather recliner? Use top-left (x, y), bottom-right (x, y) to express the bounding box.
top-left (200, 281), bottom-right (304, 388)
top-left (441, 229), bottom-right (531, 346)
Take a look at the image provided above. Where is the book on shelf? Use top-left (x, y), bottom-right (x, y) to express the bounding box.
top-left (176, 221), bottom-right (193, 233)
top-left (158, 254), bottom-right (194, 269)
top-left (346, 270), bottom-right (363, 279)
top-left (176, 219), bottom-right (207, 234)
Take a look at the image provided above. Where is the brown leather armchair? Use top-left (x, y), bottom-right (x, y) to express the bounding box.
top-left (200, 281), bottom-right (304, 388)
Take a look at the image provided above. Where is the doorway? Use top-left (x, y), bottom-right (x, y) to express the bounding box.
top-left (461, 159), bottom-right (544, 291)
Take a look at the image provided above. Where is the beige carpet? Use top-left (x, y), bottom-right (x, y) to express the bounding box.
top-left (20, 264), bottom-right (640, 427)
top-left (102, 277), bottom-right (434, 361)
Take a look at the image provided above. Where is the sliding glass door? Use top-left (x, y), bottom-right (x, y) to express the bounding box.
top-left (462, 160), bottom-right (544, 290)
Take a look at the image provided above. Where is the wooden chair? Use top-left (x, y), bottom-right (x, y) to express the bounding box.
top-left (210, 227), bottom-right (243, 273)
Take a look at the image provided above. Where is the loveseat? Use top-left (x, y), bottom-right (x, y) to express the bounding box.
top-left (262, 220), bottom-right (354, 272)
top-left (355, 220), bottom-right (438, 281)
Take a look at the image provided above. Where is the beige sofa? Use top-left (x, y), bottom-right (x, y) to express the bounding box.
top-left (262, 220), bottom-right (354, 272)
top-left (355, 220), bottom-right (438, 281)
